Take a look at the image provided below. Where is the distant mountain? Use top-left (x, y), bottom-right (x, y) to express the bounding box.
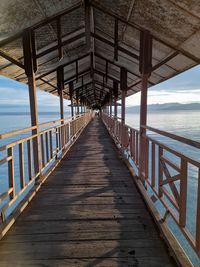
top-left (126, 102), bottom-right (200, 113)
top-left (0, 104), bottom-right (70, 114)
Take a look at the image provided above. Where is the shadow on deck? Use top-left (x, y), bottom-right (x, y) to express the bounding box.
top-left (0, 118), bottom-right (176, 266)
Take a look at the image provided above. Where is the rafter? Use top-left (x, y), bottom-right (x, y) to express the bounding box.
top-left (37, 32), bottom-right (85, 58)
top-left (91, 2), bottom-right (200, 65)
top-left (35, 53), bottom-right (90, 81)
top-left (0, 50), bottom-right (24, 69)
top-left (91, 32), bottom-right (139, 61)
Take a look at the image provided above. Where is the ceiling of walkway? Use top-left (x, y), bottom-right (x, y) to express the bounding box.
top-left (0, 0), bottom-right (200, 107)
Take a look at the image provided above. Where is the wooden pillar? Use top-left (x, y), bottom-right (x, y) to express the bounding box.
top-left (76, 90), bottom-right (79, 115)
top-left (23, 30), bottom-right (40, 176)
top-left (120, 67), bottom-right (127, 125)
top-left (57, 66), bottom-right (64, 124)
top-left (109, 91), bottom-right (112, 117)
top-left (69, 81), bottom-right (74, 118)
top-left (113, 80), bottom-right (118, 119)
top-left (114, 101), bottom-right (117, 118)
top-left (139, 30), bottom-right (152, 180)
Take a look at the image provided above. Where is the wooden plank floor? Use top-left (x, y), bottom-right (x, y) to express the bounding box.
top-left (0, 118), bottom-right (176, 267)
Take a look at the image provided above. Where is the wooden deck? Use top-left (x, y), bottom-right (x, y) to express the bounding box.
top-left (0, 118), bottom-right (176, 267)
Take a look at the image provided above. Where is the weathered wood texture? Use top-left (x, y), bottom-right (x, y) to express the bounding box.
top-left (0, 118), bottom-right (176, 267)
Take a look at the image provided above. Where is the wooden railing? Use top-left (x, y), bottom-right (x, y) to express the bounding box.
top-left (0, 113), bottom-right (91, 224)
top-left (102, 112), bottom-right (200, 259)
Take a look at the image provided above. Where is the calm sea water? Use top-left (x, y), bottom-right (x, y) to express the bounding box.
top-left (0, 110), bottom-right (200, 266)
top-left (127, 111), bottom-right (200, 266)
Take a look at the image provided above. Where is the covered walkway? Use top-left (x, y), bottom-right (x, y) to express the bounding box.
top-left (0, 118), bottom-right (175, 266)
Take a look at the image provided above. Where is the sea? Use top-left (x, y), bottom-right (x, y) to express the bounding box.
top-left (0, 110), bottom-right (200, 266)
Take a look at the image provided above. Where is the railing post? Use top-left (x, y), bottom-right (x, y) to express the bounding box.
top-left (139, 30), bottom-right (152, 182)
top-left (23, 30), bottom-right (40, 176)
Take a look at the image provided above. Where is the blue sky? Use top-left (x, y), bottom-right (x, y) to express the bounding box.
top-left (0, 65), bottom-right (200, 110)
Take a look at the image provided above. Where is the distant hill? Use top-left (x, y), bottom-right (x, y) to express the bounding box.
top-left (0, 104), bottom-right (70, 114)
top-left (126, 102), bottom-right (200, 113)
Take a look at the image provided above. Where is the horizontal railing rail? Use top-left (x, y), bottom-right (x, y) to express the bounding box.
top-left (102, 112), bottom-right (200, 260)
top-left (142, 125), bottom-right (200, 149)
top-left (0, 112), bottom-right (92, 224)
top-left (0, 114), bottom-right (86, 140)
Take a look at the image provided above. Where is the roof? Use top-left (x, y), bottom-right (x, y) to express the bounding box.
top-left (0, 0), bottom-right (200, 107)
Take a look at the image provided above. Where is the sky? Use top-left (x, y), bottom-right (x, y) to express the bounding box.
top-left (0, 64), bottom-right (200, 110)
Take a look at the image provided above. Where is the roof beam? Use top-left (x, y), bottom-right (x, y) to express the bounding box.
top-left (0, 50), bottom-right (24, 69)
top-left (84, 0), bottom-right (91, 50)
top-left (40, 78), bottom-right (58, 90)
top-left (71, 80), bottom-right (92, 93)
top-left (94, 68), bottom-right (120, 82)
top-left (0, 3), bottom-right (82, 48)
top-left (151, 51), bottom-right (179, 72)
top-left (37, 32), bottom-right (85, 58)
top-left (91, 2), bottom-right (200, 65)
top-left (127, 80), bottom-right (141, 91)
top-left (64, 67), bottom-right (90, 84)
top-left (114, 18), bottom-right (118, 61)
top-left (95, 52), bottom-right (141, 78)
top-left (91, 32), bottom-right (139, 61)
top-left (56, 17), bottom-right (63, 61)
top-left (94, 80), bottom-right (113, 92)
top-left (33, 3), bottom-right (81, 31)
top-left (35, 52), bottom-right (90, 80)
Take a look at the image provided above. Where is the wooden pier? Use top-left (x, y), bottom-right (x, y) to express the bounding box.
top-left (1, 0), bottom-right (200, 266)
top-left (0, 118), bottom-right (175, 266)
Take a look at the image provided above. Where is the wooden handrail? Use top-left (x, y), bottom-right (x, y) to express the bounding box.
top-left (102, 112), bottom-right (200, 259)
top-left (0, 113), bottom-right (92, 225)
top-left (142, 125), bottom-right (200, 149)
top-left (145, 135), bottom-right (200, 168)
top-left (0, 125), bottom-right (37, 139)
top-left (0, 114), bottom-right (86, 140)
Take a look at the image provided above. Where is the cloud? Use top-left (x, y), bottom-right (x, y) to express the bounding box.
top-left (126, 65), bottom-right (200, 106)
top-left (0, 76), bottom-right (70, 110)
top-left (126, 89), bottom-right (200, 106)
top-left (1, 63), bottom-right (200, 109)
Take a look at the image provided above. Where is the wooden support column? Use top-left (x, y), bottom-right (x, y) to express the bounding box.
top-left (120, 67), bottom-right (127, 125)
top-left (120, 67), bottom-right (127, 148)
top-left (76, 89), bottom-right (79, 115)
top-left (57, 66), bottom-right (64, 123)
top-left (113, 80), bottom-right (118, 119)
top-left (139, 30), bottom-right (152, 181)
top-left (69, 81), bottom-right (74, 118)
top-left (23, 30), bottom-right (40, 176)
top-left (109, 91), bottom-right (112, 117)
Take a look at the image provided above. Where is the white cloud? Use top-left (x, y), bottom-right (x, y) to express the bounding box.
top-left (0, 81), bottom-right (70, 109)
top-left (126, 89), bottom-right (200, 106)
